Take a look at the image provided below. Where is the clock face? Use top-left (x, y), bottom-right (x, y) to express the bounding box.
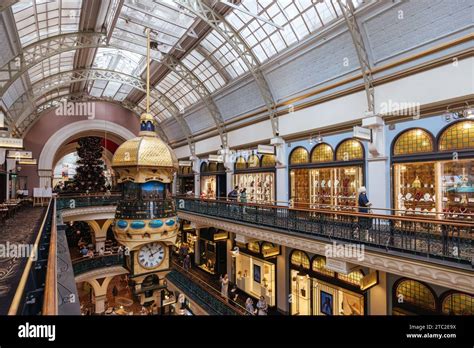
top-left (137, 242), bottom-right (166, 269)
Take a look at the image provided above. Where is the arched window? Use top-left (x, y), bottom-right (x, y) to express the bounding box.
top-left (290, 147), bottom-right (309, 165)
top-left (248, 155), bottom-right (260, 168)
top-left (290, 250), bottom-right (310, 270)
top-left (235, 157), bottom-right (246, 170)
top-left (261, 155), bottom-right (276, 167)
top-left (393, 128), bottom-right (433, 156)
top-left (200, 162), bottom-right (208, 173)
top-left (338, 270), bottom-right (364, 286)
top-left (336, 139), bottom-right (364, 161)
top-left (208, 162), bottom-right (218, 172)
top-left (441, 292), bottom-right (473, 315)
top-left (247, 241), bottom-right (260, 253)
top-left (311, 256), bottom-right (335, 277)
top-left (217, 163), bottom-right (225, 172)
top-left (394, 279), bottom-right (437, 312)
top-left (438, 121), bottom-right (474, 151)
top-left (311, 143), bottom-right (334, 163)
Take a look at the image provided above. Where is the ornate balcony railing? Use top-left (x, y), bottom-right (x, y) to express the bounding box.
top-left (72, 254), bottom-right (125, 276)
top-left (176, 197), bottom-right (473, 267)
top-left (56, 193), bottom-right (121, 211)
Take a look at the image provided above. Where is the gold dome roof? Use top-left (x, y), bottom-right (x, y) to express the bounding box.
top-left (112, 135), bottom-right (178, 169)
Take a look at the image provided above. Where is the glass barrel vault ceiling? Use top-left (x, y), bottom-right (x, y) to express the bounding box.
top-left (4, 0), bottom-right (365, 130)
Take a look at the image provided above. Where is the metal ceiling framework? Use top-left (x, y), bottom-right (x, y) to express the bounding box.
top-left (174, 0), bottom-right (279, 137)
top-left (337, 0), bottom-right (374, 113)
top-left (161, 54), bottom-right (227, 148)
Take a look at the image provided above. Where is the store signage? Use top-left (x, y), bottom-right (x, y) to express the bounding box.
top-left (178, 160), bottom-right (192, 167)
top-left (262, 245), bottom-right (280, 258)
top-left (208, 154), bottom-right (223, 162)
top-left (213, 231), bottom-right (228, 241)
top-left (257, 144), bottom-right (275, 155)
top-left (18, 158), bottom-right (37, 165)
top-left (360, 271), bottom-right (379, 291)
top-left (325, 258), bottom-right (356, 275)
top-left (7, 150), bottom-right (32, 159)
top-left (0, 137), bottom-right (23, 149)
top-left (353, 126), bottom-right (372, 142)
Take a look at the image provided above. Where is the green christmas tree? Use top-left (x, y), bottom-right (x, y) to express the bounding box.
top-left (71, 137), bottom-right (107, 193)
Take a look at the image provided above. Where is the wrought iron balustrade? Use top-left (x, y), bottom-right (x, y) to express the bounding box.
top-left (72, 254), bottom-right (125, 276)
top-left (176, 197), bottom-right (473, 267)
top-left (56, 193), bottom-right (121, 210)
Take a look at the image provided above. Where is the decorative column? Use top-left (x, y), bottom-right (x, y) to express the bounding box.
top-left (222, 147), bottom-right (235, 195)
top-left (362, 116), bottom-right (389, 212)
top-left (95, 236), bottom-right (106, 252)
top-left (191, 156), bottom-right (200, 198)
top-left (172, 172), bottom-right (177, 195)
top-left (194, 228), bottom-right (200, 266)
top-left (94, 294), bottom-right (107, 314)
top-left (276, 245), bottom-right (289, 314)
top-left (368, 271), bottom-right (387, 315)
top-left (38, 169), bottom-right (53, 189)
top-left (271, 137), bottom-right (288, 205)
top-left (6, 158), bottom-right (16, 200)
top-left (226, 234), bottom-right (233, 280)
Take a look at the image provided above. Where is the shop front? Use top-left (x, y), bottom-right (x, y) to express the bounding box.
top-left (174, 220), bottom-right (197, 261)
top-left (289, 139), bottom-right (365, 209)
top-left (233, 241), bottom-right (279, 307)
top-left (233, 154), bottom-right (276, 203)
top-left (391, 121), bottom-right (474, 219)
top-left (197, 227), bottom-right (228, 276)
top-left (289, 250), bottom-right (367, 316)
top-left (200, 162), bottom-right (226, 200)
top-left (177, 165), bottom-right (194, 195)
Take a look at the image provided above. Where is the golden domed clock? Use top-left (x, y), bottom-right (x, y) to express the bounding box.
top-left (111, 28), bottom-right (179, 307)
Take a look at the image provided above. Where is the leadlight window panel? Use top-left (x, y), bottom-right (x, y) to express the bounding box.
top-left (261, 242), bottom-right (276, 252)
top-left (290, 250), bottom-right (310, 269)
top-left (261, 155), bottom-right (276, 167)
top-left (393, 129), bottom-right (433, 156)
top-left (290, 147), bottom-right (309, 165)
top-left (208, 162), bottom-right (218, 172)
top-left (311, 256), bottom-right (335, 277)
top-left (236, 157), bottom-right (247, 170)
top-left (336, 139), bottom-right (363, 161)
top-left (200, 162), bottom-right (208, 173)
top-left (248, 155), bottom-right (260, 168)
top-left (442, 293), bottom-right (473, 315)
top-left (248, 241), bottom-right (260, 253)
top-left (311, 144), bottom-right (334, 163)
top-left (395, 279), bottom-right (436, 311)
top-left (12, 0), bottom-right (82, 47)
top-left (438, 121), bottom-right (474, 151)
top-left (337, 270), bottom-right (364, 286)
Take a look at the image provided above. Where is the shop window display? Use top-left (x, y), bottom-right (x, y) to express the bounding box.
top-left (290, 140), bottom-right (364, 209)
top-left (200, 176), bottom-right (216, 199)
top-left (392, 122), bottom-right (474, 219)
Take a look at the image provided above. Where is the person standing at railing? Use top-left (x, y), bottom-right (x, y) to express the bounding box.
top-left (228, 186), bottom-right (239, 214)
top-left (240, 188), bottom-right (247, 214)
top-left (357, 187), bottom-right (373, 241)
top-left (245, 297), bottom-right (255, 315)
top-left (219, 274), bottom-right (229, 302)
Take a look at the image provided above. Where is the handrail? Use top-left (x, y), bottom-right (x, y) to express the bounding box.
top-left (176, 196), bottom-right (474, 227)
top-left (172, 260), bottom-right (247, 315)
top-left (42, 198), bottom-right (58, 315)
top-left (8, 199), bottom-right (53, 315)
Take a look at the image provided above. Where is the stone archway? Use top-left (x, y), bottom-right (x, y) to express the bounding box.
top-left (38, 120), bottom-right (135, 188)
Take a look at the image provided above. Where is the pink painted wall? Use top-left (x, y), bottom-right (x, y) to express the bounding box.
top-left (22, 102), bottom-right (140, 193)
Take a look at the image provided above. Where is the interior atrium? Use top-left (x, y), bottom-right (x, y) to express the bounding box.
top-left (0, 0), bottom-right (472, 338)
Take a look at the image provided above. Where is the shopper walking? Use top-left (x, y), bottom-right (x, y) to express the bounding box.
top-left (245, 297), bottom-right (255, 315)
top-left (256, 296), bottom-right (268, 315)
top-left (183, 254), bottom-right (191, 271)
top-left (219, 274), bottom-right (229, 302)
top-left (357, 186), bottom-right (373, 241)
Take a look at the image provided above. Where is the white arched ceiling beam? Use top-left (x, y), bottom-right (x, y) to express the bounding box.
top-left (174, 0), bottom-right (279, 137)
top-left (11, 69), bottom-right (195, 147)
top-left (0, 32), bottom-right (108, 96)
top-left (337, 0), bottom-right (374, 113)
top-left (161, 54), bottom-right (227, 148)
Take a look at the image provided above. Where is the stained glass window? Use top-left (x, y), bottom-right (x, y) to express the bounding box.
top-left (337, 270), bottom-right (364, 286)
top-left (248, 241), bottom-right (261, 253)
top-left (200, 162), bottom-right (208, 173)
top-left (393, 129), bottom-right (433, 156)
top-left (208, 162), bottom-right (218, 172)
top-left (261, 155), bottom-right (276, 167)
top-left (290, 250), bottom-right (310, 269)
top-left (236, 157), bottom-right (246, 170)
top-left (248, 155), bottom-right (260, 168)
top-left (311, 143), bottom-right (334, 163)
top-left (442, 292), bottom-right (473, 315)
top-left (438, 121), bottom-right (474, 151)
top-left (290, 147), bottom-right (309, 165)
top-left (336, 139), bottom-right (363, 161)
top-left (395, 279), bottom-right (436, 311)
top-left (311, 256), bottom-right (335, 277)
